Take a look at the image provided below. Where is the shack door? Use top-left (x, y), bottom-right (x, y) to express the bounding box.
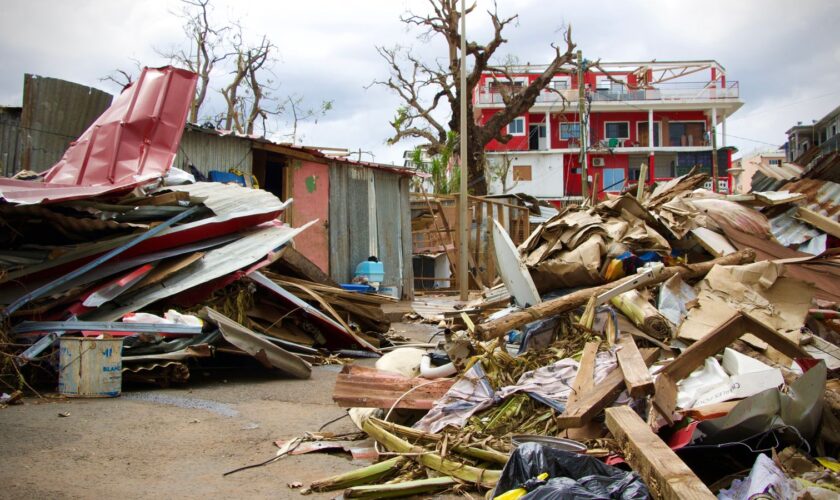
top-left (289, 160), bottom-right (330, 273)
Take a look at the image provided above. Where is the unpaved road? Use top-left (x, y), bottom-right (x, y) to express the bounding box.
top-left (0, 323), bottom-right (449, 499)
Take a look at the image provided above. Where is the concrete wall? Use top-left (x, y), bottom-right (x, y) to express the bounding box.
top-left (487, 152), bottom-right (565, 198)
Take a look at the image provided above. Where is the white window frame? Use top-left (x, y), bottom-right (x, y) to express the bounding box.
top-left (549, 76), bottom-right (571, 91)
top-left (604, 121), bottom-right (630, 140)
top-left (559, 121), bottom-right (581, 140)
top-left (507, 116), bottom-right (526, 136)
top-left (637, 121), bottom-right (662, 147)
top-left (667, 120), bottom-right (707, 146)
top-left (596, 75), bottom-right (627, 93)
top-left (486, 76), bottom-right (528, 93)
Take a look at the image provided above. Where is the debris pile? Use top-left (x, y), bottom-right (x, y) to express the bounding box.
top-left (286, 167), bottom-right (840, 498)
top-left (0, 66), bottom-right (393, 395)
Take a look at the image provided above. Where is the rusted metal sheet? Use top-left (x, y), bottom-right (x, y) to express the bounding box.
top-left (332, 365), bottom-right (455, 409)
top-left (19, 74), bottom-right (113, 173)
top-left (82, 219), bottom-right (313, 322)
top-left (0, 67), bottom-right (197, 205)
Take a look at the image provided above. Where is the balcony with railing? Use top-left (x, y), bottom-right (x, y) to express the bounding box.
top-left (476, 80), bottom-right (740, 105)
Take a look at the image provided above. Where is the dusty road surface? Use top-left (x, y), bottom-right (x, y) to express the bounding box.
top-left (0, 322), bottom-right (453, 499)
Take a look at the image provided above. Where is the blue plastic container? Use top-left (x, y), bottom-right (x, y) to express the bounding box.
top-left (354, 261), bottom-right (384, 282)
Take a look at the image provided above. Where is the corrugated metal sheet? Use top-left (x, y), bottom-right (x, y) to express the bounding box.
top-left (769, 208), bottom-right (820, 247)
top-left (0, 68), bottom-right (198, 205)
top-left (84, 220), bottom-right (307, 322)
top-left (173, 127), bottom-right (253, 177)
top-left (329, 163), bottom-right (413, 298)
top-left (19, 74), bottom-right (112, 173)
top-left (0, 108), bottom-right (24, 177)
top-left (164, 181), bottom-right (288, 218)
top-left (783, 178), bottom-right (840, 219)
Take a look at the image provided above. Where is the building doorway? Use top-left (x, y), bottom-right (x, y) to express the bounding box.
top-left (529, 124), bottom-right (547, 151)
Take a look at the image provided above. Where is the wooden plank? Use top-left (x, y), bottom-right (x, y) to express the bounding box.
top-left (332, 365), bottom-right (454, 410)
top-left (677, 400), bottom-right (739, 421)
top-left (477, 250), bottom-right (757, 340)
top-left (273, 245), bottom-right (340, 287)
top-left (796, 206), bottom-right (840, 239)
top-left (652, 311), bottom-right (811, 421)
top-left (606, 406), bottom-right (715, 500)
top-left (557, 348), bottom-right (658, 428)
top-left (568, 341), bottom-right (599, 405)
top-left (134, 190), bottom-right (191, 206)
top-left (616, 333), bottom-right (655, 398)
top-left (690, 227), bottom-right (736, 257)
top-left (132, 252), bottom-right (204, 290)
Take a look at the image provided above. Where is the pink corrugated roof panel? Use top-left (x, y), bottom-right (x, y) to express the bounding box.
top-left (0, 66), bottom-right (197, 204)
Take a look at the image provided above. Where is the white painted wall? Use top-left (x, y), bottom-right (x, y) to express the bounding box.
top-left (487, 152), bottom-right (565, 198)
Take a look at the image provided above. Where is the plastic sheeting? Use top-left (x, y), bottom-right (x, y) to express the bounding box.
top-left (414, 351), bottom-right (617, 433)
top-left (491, 443), bottom-right (648, 499)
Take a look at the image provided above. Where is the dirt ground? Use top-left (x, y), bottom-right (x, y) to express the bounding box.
top-left (0, 322), bottom-right (450, 500)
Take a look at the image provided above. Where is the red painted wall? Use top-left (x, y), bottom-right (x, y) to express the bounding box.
top-left (290, 160), bottom-right (330, 272)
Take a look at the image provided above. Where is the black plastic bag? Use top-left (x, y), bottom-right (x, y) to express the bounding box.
top-left (491, 442), bottom-right (649, 499)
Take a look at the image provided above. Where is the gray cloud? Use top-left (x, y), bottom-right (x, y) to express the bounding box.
top-left (2, 0), bottom-right (838, 164)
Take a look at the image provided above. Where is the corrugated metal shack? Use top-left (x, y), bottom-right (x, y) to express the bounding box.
top-left (174, 125), bottom-right (416, 299)
top-left (0, 74), bottom-right (112, 176)
top-left (0, 75), bottom-right (416, 298)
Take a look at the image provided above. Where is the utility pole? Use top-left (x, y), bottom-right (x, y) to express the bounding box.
top-left (458, 0), bottom-right (469, 301)
top-left (711, 108), bottom-right (718, 193)
top-left (577, 50), bottom-right (589, 204)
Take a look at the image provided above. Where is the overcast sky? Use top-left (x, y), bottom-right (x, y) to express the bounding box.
top-left (3, 0), bottom-right (839, 164)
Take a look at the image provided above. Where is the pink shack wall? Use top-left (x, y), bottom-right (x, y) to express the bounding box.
top-left (289, 160), bottom-right (330, 272)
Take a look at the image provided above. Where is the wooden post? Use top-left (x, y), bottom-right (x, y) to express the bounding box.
top-left (637, 162), bottom-right (648, 201)
top-left (578, 50), bottom-right (588, 203)
top-left (616, 333), bottom-right (654, 398)
top-left (458, 0), bottom-right (469, 301)
top-left (606, 406), bottom-right (715, 500)
top-left (476, 249), bottom-right (756, 340)
top-left (556, 348), bottom-right (658, 428)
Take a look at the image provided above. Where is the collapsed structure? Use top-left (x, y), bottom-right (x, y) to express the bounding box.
top-left (1, 65), bottom-right (839, 499)
top-left (309, 154), bottom-right (840, 497)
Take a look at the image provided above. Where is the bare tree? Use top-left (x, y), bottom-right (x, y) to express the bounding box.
top-left (279, 95), bottom-right (334, 144)
top-left (107, 0), bottom-right (330, 139)
top-left (156, 0), bottom-right (232, 123)
top-left (487, 153), bottom-right (518, 194)
top-left (373, 0), bottom-right (577, 195)
top-left (221, 30), bottom-right (276, 134)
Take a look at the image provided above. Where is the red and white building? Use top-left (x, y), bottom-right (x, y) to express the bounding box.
top-left (475, 60), bottom-right (743, 202)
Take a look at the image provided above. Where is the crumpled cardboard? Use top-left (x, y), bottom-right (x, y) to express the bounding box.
top-left (677, 261), bottom-right (815, 362)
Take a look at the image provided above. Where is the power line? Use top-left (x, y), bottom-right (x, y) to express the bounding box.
top-left (725, 90), bottom-right (840, 123)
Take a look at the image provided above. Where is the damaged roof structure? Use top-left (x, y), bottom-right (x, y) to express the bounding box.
top-left (2, 63), bottom-right (840, 500)
top-left (0, 66), bottom-right (409, 394)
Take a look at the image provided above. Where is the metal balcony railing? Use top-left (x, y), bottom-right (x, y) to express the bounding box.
top-left (476, 81), bottom-right (740, 105)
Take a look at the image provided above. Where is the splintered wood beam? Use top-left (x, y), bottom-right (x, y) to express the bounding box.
top-left (476, 249), bottom-right (756, 340)
top-left (652, 311), bottom-right (811, 422)
top-left (616, 333), bottom-right (655, 398)
top-left (134, 190), bottom-right (191, 206)
top-left (556, 348), bottom-right (659, 428)
top-left (568, 341), bottom-right (599, 405)
top-left (796, 206), bottom-right (840, 239)
top-left (605, 406), bottom-right (715, 500)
